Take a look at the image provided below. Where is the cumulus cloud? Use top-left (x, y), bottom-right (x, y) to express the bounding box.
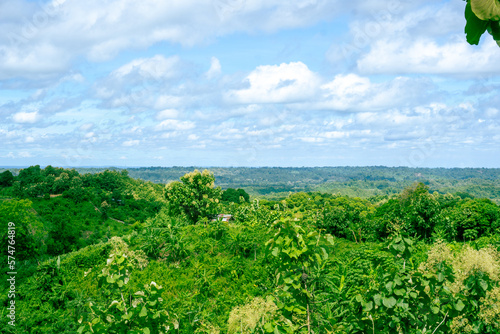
top-left (155, 119), bottom-right (195, 131)
top-left (93, 55), bottom-right (187, 111)
top-left (316, 74), bottom-right (433, 111)
top-left (0, 0), bottom-right (345, 80)
top-left (156, 109), bottom-right (180, 120)
top-left (12, 111), bottom-right (41, 123)
top-left (112, 55), bottom-right (182, 81)
top-left (358, 38), bottom-right (500, 75)
top-left (328, 0), bottom-right (494, 76)
top-left (122, 139), bottom-right (140, 147)
top-left (226, 62), bottom-right (320, 104)
top-left (205, 57), bottom-right (222, 79)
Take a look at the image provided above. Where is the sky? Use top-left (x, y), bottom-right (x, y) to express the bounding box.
top-left (1, 0), bottom-right (500, 168)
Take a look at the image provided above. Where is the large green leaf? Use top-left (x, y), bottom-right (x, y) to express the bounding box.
top-left (455, 299), bottom-right (465, 311)
top-left (139, 305), bottom-right (148, 317)
top-left (382, 296), bottom-right (397, 308)
top-left (465, 1), bottom-right (489, 45)
top-left (471, 0), bottom-right (500, 20)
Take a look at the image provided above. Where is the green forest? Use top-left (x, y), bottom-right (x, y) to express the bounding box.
top-left (1, 166), bottom-right (500, 333)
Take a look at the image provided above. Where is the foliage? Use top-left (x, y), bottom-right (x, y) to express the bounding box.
top-left (227, 297), bottom-right (278, 334)
top-left (0, 170), bottom-right (14, 188)
top-left (352, 235), bottom-right (462, 333)
top-left (0, 199), bottom-right (45, 260)
top-left (165, 169), bottom-right (222, 223)
top-left (265, 217), bottom-right (334, 333)
top-left (2, 167), bottom-right (500, 334)
top-left (0, 166), bottom-right (163, 259)
top-left (316, 196), bottom-right (374, 242)
top-left (464, 0), bottom-right (500, 47)
top-left (222, 188), bottom-right (250, 204)
top-left (77, 252), bottom-right (175, 334)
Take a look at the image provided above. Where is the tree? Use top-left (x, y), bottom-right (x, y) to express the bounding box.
top-left (17, 165), bottom-right (43, 187)
top-left (265, 217), bottom-right (334, 333)
top-left (165, 169), bottom-right (222, 223)
top-left (464, 0), bottom-right (500, 46)
top-left (0, 170), bottom-right (14, 187)
top-left (0, 199), bottom-right (45, 260)
top-left (222, 188), bottom-right (250, 203)
top-left (398, 183), bottom-right (439, 239)
top-left (435, 198), bottom-right (500, 241)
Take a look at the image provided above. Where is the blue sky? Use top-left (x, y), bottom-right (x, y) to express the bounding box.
top-left (1, 0), bottom-right (500, 168)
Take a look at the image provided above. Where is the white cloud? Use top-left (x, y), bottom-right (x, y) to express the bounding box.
top-left (154, 95), bottom-right (184, 110)
top-left (317, 74), bottom-right (429, 111)
top-left (12, 111), bottom-right (41, 123)
top-left (123, 139), bottom-right (140, 147)
top-left (156, 109), bottom-right (179, 120)
top-left (358, 38), bottom-right (500, 75)
top-left (205, 57), bottom-right (221, 79)
top-left (226, 61), bottom-right (320, 103)
top-left (0, 44), bottom-right (71, 80)
top-left (19, 151), bottom-right (33, 158)
top-left (0, 0), bottom-right (346, 80)
top-left (112, 55), bottom-right (181, 80)
top-left (155, 119), bottom-right (195, 131)
top-left (79, 123), bottom-right (94, 131)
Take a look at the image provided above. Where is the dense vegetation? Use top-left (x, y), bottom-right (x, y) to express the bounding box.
top-left (1, 166), bottom-right (500, 333)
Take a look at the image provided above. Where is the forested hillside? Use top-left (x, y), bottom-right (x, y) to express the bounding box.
top-left (1, 166), bottom-right (500, 333)
top-left (3, 166), bottom-right (500, 202)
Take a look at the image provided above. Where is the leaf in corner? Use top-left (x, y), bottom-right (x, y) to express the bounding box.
top-left (465, 1), bottom-right (489, 45)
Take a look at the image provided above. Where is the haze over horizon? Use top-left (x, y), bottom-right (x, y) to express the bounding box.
top-left (1, 0), bottom-right (500, 168)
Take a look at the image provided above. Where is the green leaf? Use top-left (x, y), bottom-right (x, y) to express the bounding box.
top-left (382, 296), bottom-right (397, 309)
top-left (373, 294), bottom-right (382, 306)
top-left (403, 237), bottom-right (413, 246)
top-left (143, 328), bottom-right (151, 334)
top-left (479, 279), bottom-right (488, 291)
top-left (431, 306), bottom-right (440, 314)
top-left (264, 323), bottom-right (274, 333)
top-left (272, 247), bottom-right (279, 257)
top-left (385, 281), bottom-right (394, 294)
top-left (321, 247), bottom-right (328, 260)
top-left (394, 288), bottom-right (405, 296)
top-left (393, 242), bottom-right (405, 253)
top-left (471, 0), bottom-right (500, 21)
top-left (455, 299), bottom-right (465, 312)
top-left (465, 1), bottom-right (489, 45)
top-left (363, 301), bottom-right (373, 312)
top-left (139, 305), bottom-right (148, 317)
top-left (325, 234), bottom-right (334, 246)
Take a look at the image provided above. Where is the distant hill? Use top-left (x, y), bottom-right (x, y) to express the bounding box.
top-left (2, 166), bottom-right (499, 202)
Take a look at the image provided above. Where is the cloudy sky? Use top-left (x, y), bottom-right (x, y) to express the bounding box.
top-left (1, 0), bottom-right (500, 168)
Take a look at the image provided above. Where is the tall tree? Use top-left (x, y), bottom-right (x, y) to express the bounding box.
top-left (165, 169), bottom-right (222, 223)
top-left (0, 170), bottom-right (14, 187)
